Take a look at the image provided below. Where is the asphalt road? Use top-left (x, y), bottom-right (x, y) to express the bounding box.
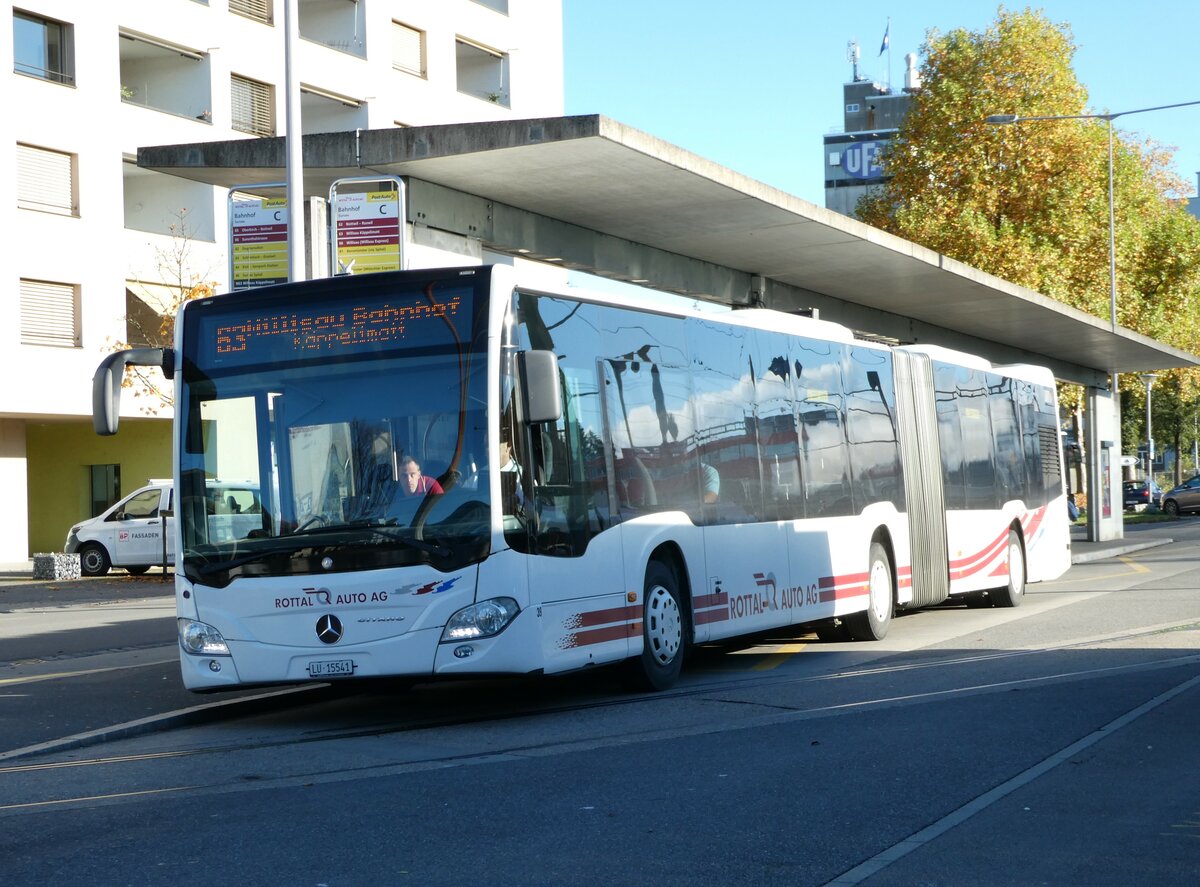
top-left (2, 530), bottom-right (1199, 885)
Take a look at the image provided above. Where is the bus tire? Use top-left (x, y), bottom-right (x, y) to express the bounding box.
top-left (815, 620), bottom-right (850, 642)
top-left (125, 565), bottom-right (151, 576)
top-left (78, 543), bottom-right (111, 577)
top-left (990, 529), bottom-right (1026, 608)
top-left (844, 541), bottom-right (893, 641)
top-left (964, 591), bottom-right (991, 609)
top-left (626, 559), bottom-right (685, 692)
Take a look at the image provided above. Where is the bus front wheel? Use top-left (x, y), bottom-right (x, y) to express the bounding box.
top-left (844, 541), bottom-right (893, 641)
top-left (626, 560), bottom-right (685, 692)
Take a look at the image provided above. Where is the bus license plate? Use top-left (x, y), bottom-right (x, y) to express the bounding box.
top-left (308, 659), bottom-right (355, 678)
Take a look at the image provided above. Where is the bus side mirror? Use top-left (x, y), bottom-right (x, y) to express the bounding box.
top-left (517, 350), bottom-right (562, 424)
top-left (92, 348), bottom-right (176, 435)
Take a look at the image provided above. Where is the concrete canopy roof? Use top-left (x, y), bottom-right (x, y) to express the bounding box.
top-left (138, 114), bottom-right (1196, 386)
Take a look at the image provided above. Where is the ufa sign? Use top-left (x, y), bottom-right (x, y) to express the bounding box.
top-left (841, 141), bottom-right (885, 180)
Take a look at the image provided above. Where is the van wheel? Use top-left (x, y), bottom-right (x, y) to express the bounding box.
top-left (125, 565), bottom-right (151, 576)
top-left (625, 560), bottom-right (685, 691)
top-left (844, 541), bottom-right (893, 641)
top-left (78, 544), bottom-right (111, 577)
top-left (990, 529), bottom-right (1026, 608)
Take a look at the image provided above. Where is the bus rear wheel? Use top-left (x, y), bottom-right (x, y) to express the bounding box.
top-left (844, 541), bottom-right (893, 641)
top-left (990, 529), bottom-right (1026, 608)
top-left (626, 560), bottom-right (685, 692)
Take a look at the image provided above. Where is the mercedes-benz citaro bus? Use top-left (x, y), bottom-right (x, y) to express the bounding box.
top-left (92, 265), bottom-right (1071, 692)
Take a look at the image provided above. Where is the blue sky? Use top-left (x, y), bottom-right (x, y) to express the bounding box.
top-left (563, 1), bottom-right (1200, 207)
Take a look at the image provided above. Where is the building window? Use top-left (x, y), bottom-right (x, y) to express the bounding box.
top-left (392, 21), bottom-right (426, 77)
top-left (299, 0), bottom-right (365, 56)
top-left (20, 279), bottom-right (81, 347)
top-left (91, 465), bottom-right (121, 517)
top-left (456, 38), bottom-right (509, 106)
top-left (119, 31), bottom-right (210, 120)
top-left (230, 0), bottom-right (273, 25)
top-left (13, 10), bottom-right (74, 84)
top-left (231, 74), bottom-right (275, 136)
top-left (17, 143), bottom-right (77, 216)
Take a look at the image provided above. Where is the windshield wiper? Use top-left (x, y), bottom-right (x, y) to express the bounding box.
top-left (195, 540), bottom-right (321, 577)
top-left (287, 519), bottom-right (452, 557)
top-left (196, 523), bottom-right (451, 577)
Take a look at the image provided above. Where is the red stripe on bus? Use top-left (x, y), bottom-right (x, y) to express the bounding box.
top-left (693, 592), bottom-right (729, 609)
top-left (563, 621), bottom-right (641, 649)
top-left (574, 604), bottom-right (642, 628)
top-left (694, 608), bottom-right (730, 625)
top-left (819, 571), bottom-right (869, 589)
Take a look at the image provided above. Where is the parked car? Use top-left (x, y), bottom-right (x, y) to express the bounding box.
top-left (1160, 475), bottom-right (1200, 516)
top-left (1123, 479), bottom-right (1163, 512)
top-left (65, 480), bottom-right (261, 576)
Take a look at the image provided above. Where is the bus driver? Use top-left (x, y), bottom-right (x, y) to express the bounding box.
top-left (399, 456), bottom-right (444, 496)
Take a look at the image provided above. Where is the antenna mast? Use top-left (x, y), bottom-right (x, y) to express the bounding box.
top-left (846, 40), bottom-right (861, 82)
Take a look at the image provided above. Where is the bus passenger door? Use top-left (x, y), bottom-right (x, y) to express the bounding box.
top-left (523, 358), bottom-right (629, 674)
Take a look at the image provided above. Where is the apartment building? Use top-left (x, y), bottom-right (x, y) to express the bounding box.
top-left (5, 0), bottom-right (564, 562)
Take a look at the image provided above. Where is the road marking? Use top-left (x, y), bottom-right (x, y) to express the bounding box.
top-left (0, 659), bottom-right (175, 687)
top-left (823, 670), bottom-right (1200, 885)
top-left (1117, 555), bottom-right (1152, 573)
top-left (748, 643), bottom-right (808, 671)
top-left (0, 749), bottom-right (198, 775)
top-left (1049, 562), bottom-right (1147, 584)
top-left (0, 785), bottom-right (193, 812)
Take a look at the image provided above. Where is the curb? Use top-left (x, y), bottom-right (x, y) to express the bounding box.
top-left (1070, 538), bottom-right (1173, 565)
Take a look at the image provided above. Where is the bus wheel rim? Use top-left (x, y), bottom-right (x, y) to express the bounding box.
top-left (646, 584), bottom-right (681, 666)
top-left (1009, 540), bottom-right (1025, 594)
top-left (869, 557), bottom-right (891, 621)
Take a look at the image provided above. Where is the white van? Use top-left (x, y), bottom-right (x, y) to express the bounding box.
top-left (65, 480), bottom-right (261, 576)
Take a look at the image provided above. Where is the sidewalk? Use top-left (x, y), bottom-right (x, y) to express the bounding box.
top-left (0, 563), bottom-right (173, 608)
top-left (1069, 515), bottom-right (1200, 564)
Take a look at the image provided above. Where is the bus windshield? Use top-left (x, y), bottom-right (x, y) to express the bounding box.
top-left (177, 269), bottom-right (492, 587)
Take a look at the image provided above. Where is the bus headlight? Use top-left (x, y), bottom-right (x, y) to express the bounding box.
top-left (441, 598), bottom-right (520, 642)
top-left (178, 618), bottom-right (230, 656)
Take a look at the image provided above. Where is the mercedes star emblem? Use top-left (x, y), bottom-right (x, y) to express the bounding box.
top-left (316, 614), bottom-right (343, 645)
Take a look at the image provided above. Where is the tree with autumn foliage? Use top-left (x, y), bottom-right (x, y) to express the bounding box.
top-left (113, 208), bottom-right (217, 413)
top-left (857, 6), bottom-right (1200, 464)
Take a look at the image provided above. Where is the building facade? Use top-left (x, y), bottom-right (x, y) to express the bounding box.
top-left (6, 0), bottom-right (564, 562)
top-left (823, 51), bottom-right (918, 217)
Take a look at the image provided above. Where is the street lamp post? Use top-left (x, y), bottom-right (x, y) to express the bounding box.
top-left (986, 99), bottom-right (1200, 333)
top-left (1140, 373), bottom-right (1158, 479)
top-left (987, 99), bottom-right (1200, 537)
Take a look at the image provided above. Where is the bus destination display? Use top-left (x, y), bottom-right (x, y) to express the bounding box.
top-left (196, 287), bottom-right (471, 369)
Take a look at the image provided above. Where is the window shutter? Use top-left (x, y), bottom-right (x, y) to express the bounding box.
top-left (230, 0), bottom-right (273, 24)
top-left (392, 22), bottom-right (425, 76)
top-left (17, 144), bottom-right (76, 215)
top-left (21, 279), bottom-right (80, 347)
top-left (231, 75), bottom-right (275, 136)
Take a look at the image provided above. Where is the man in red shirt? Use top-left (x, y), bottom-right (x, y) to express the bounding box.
top-left (400, 456), bottom-right (443, 496)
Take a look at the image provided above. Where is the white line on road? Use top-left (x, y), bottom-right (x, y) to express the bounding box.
top-left (822, 670), bottom-right (1200, 885)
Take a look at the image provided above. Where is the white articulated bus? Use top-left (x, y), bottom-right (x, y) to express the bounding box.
top-left (93, 265), bottom-right (1071, 692)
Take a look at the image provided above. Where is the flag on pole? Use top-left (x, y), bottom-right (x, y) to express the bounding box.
top-left (879, 19), bottom-right (890, 56)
